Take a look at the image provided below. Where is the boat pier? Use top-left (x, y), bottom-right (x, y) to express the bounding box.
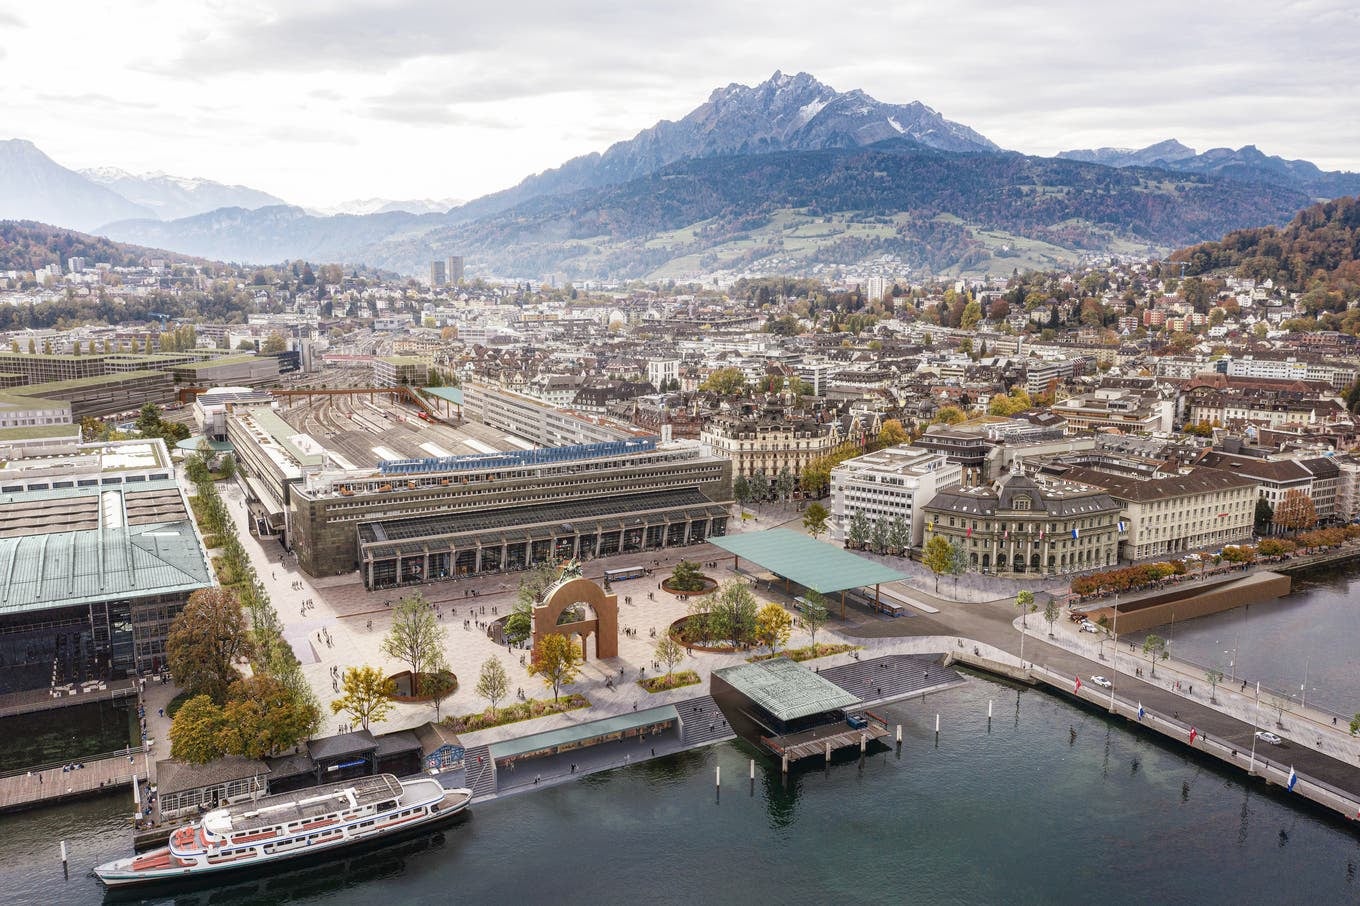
top-left (0, 748), bottom-right (149, 814)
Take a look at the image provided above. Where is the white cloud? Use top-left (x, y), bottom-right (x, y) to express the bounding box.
top-left (1, 0), bottom-right (1356, 207)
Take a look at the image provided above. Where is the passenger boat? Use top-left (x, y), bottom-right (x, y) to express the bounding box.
top-left (94, 773), bottom-right (471, 890)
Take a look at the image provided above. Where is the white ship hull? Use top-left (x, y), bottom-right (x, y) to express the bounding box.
top-left (95, 776), bottom-right (470, 890)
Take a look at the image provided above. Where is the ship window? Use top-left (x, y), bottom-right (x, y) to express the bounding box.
top-left (379, 800), bottom-right (397, 811)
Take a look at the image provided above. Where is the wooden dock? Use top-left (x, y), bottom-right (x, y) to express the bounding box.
top-left (0, 749), bottom-right (147, 814)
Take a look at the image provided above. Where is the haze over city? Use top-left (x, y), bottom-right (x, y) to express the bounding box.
top-left (2, 0), bottom-right (1358, 208)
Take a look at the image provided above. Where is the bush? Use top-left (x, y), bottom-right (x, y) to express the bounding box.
top-left (667, 561), bottom-right (707, 593)
top-left (442, 694), bottom-right (590, 732)
top-left (749, 642), bottom-right (860, 663)
top-left (638, 670), bottom-right (701, 693)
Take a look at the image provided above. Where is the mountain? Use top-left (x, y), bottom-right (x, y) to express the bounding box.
top-left (0, 140), bottom-right (154, 232)
top-left (1058, 140), bottom-right (1197, 168)
top-left (1172, 195), bottom-right (1360, 307)
top-left (452, 70), bottom-right (1000, 222)
top-left (307, 197), bottom-right (464, 217)
top-left (365, 141), bottom-right (1312, 279)
top-left (80, 167), bottom-right (287, 221)
top-left (0, 219), bottom-right (206, 272)
top-left (98, 205), bottom-right (433, 265)
top-left (1059, 141), bottom-right (1360, 199)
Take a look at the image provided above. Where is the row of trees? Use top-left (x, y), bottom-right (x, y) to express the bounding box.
top-left (733, 467), bottom-right (799, 509)
top-left (846, 511), bottom-right (912, 557)
top-left (169, 459), bottom-right (322, 763)
top-left (1069, 561), bottom-right (1185, 596)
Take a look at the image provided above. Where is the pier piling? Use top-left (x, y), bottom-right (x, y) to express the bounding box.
top-left (60, 840), bottom-right (67, 878)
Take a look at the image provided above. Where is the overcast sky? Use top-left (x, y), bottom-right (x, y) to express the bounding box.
top-left (2, 0), bottom-right (1357, 209)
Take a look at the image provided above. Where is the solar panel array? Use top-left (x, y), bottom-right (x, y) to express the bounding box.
top-left (377, 437), bottom-right (656, 475)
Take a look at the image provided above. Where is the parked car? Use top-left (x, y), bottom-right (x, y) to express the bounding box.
top-left (1255, 730), bottom-right (1283, 745)
top-left (1089, 675), bottom-right (1113, 689)
top-left (1080, 621), bottom-right (1100, 633)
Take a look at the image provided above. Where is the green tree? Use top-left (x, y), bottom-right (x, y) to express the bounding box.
top-left (260, 333), bottom-right (288, 355)
top-left (1043, 596), bottom-right (1060, 637)
top-left (474, 657), bottom-right (510, 716)
top-left (185, 452), bottom-right (211, 485)
top-left (168, 694), bottom-right (227, 764)
top-left (948, 542), bottom-right (969, 593)
top-left (775, 466), bottom-right (796, 502)
top-left (802, 502), bottom-right (830, 539)
top-left (1206, 667), bottom-right (1224, 704)
top-left (503, 609), bottom-right (533, 645)
top-left (422, 670), bottom-right (458, 720)
top-left (218, 674), bottom-right (320, 758)
top-left (654, 635), bottom-right (686, 676)
top-left (701, 366), bottom-right (746, 396)
top-left (527, 633), bottom-right (582, 702)
top-left (871, 517), bottom-right (890, 555)
top-left (218, 454), bottom-right (237, 481)
top-left (1015, 589), bottom-right (1035, 628)
top-left (847, 510), bottom-right (871, 549)
top-left (330, 665), bottom-right (396, 731)
top-left (707, 579), bottom-right (760, 647)
top-left (733, 474), bottom-right (751, 513)
top-left (1254, 496), bottom-right (1274, 534)
top-left (1142, 634), bottom-right (1167, 678)
top-left (669, 560), bottom-right (706, 592)
top-left (166, 587), bottom-right (254, 704)
top-left (888, 516), bottom-right (909, 556)
top-left (755, 602), bottom-right (794, 654)
top-left (749, 470), bottom-right (770, 503)
top-left (381, 593), bottom-right (448, 696)
top-left (800, 592), bottom-right (830, 647)
top-left (923, 534), bottom-right (953, 594)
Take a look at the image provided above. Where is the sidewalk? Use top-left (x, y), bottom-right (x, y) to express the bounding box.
top-left (1014, 613), bottom-right (1360, 765)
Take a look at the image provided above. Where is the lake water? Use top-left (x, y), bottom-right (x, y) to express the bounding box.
top-left (1133, 560), bottom-right (1360, 716)
top-left (4, 676), bottom-right (1358, 906)
top-left (0, 698), bottom-right (136, 773)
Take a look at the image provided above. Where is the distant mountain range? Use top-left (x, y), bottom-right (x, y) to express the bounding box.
top-left (307, 197), bottom-right (464, 217)
top-left (1058, 140), bottom-right (1360, 199)
top-left (0, 139), bottom-right (288, 230)
top-left (10, 71), bottom-right (1360, 279)
top-left (80, 167), bottom-right (287, 221)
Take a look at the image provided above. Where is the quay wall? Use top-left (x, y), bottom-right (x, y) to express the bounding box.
top-left (953, 651), bottom-right (1360, 828)
top-left (1083, 571), bottom-right (1291, 635)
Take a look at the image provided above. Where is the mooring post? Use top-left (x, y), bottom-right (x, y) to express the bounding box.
top-left (825, 741), bottom-right (832, 763)
top-left (896, 724), bottom-right (902, 744)
top-left (782, 753), bottom-right (789, 774)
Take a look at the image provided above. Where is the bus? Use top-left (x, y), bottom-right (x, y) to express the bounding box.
top-left (603, 566), bottom-right (646, 583)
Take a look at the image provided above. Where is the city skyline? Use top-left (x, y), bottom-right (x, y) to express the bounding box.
top-left (1, 0), bottom-right (1358, 209)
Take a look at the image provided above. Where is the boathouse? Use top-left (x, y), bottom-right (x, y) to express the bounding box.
top-left (711, 658), bottom-right (889, 761)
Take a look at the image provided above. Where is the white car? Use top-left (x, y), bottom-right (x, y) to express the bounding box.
top-left (1089, 675), bottom-right (1113, 689)
top-left (1255, 731), bottom-right (1283, 745)
top-left (1080, 621), bottom-right (1100, 633)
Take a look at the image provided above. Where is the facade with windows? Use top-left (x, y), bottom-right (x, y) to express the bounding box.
top-left (1055, 465), bottom-right (1258, 561)
top-left (922, 463), bottom-right (1121, 575)
top-left (830, 446), bottom-right (961, 548)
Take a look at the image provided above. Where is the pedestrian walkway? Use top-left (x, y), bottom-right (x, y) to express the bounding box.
top-left (820, 653), bottom-right (964, 707)
top-left (0, 750), bottom-right (147, 813)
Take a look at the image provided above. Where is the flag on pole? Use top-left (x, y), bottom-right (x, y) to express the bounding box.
top-left (1039, 529), bottom-right (1045, 540)
top-left (1071, 527), bottom-right (1080, 540)
top-left (967, 525), bottom-right (973, 538)
top-left (1189, 727), bottom-right (1198, 744)
top-left (1118, 520), bottom-right (1126, 532)
top-left (1137, 702), bottom-right (1144, 721)
top-left (1287, 766), bottom-right (1298, 792)
top-left (1074, 675), bottom-right (1082, 692)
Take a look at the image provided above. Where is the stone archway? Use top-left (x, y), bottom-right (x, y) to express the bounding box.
top-left (532, 576), bottom-right (619, 660)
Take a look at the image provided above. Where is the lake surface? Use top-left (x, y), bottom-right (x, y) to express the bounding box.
top-left (4, 676), bottom-right (1358, 906)
top-left (0, 698), bottom-right (136, 773)
top-left (1133, 560), bottom-right (1360, 715)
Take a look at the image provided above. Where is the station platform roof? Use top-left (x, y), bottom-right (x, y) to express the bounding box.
top-left (708, 528), bottom-right (907, 595)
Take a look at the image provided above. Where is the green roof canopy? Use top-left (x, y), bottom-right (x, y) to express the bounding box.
top-left (488, 704), bottom-right (678, 761)
top-left (421, 386), bottom-right (463, 406)
top-left (708, 528), bottom-right (907, 595)
top-left (713, 658), bottom-right (860, 722)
